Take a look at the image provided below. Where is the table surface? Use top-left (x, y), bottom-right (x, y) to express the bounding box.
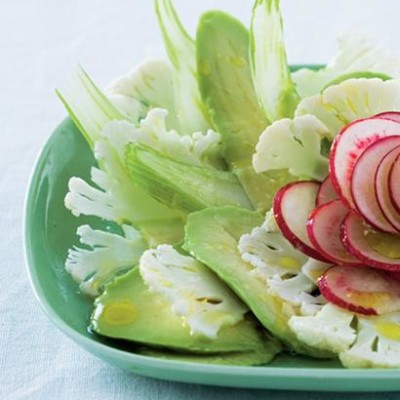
top-left (3, 0), bottom-right (400, 399)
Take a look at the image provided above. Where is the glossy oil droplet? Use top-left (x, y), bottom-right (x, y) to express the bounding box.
top-left (103, 300), bottom-right (137, 326)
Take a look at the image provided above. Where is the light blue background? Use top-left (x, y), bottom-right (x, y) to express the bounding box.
top-left (3, 1), bottom-right (400, 398)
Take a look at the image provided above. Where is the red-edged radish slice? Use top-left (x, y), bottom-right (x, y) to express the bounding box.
top-left (319, 265), bottom-right (400, 315)
top-left (273, 181), bottom-right (329, 262)
top-left (329, 117), bottom-right (400, 208)
top-left (316, 176), bottom-right (339, 206)
top-left (307, 199), bottom-right (363, 266)
top-left (387, 271), bottom-right (400, 281)
top-left (389, 154), bottom-right (400, 214)
top-left (351, 136), bottom-right (400, 233)
top-left (341, 212), bottom-right (400, 271)
top-left (375, 146), bottom-right (400, 231)
top-left (373, 111), bottom-right (400, 123)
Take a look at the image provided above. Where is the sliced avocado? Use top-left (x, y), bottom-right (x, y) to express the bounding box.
top-left (197, 11), bottom-right (266, 166)
top-left (184, 206), bottom-right (334, 358)
top-left (136, 217), bottom-right (185, 247)
top-left (235, 166), bottom-right (295, 214)
top-left (136, 343), bottom-right (279, 366)
top-left (196, 11), bottom-right (293, 211)
top-left (90, 267), bottom-right (281, 355)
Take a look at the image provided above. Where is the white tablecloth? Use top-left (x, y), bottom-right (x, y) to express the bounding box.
top-left (2, 1), bottom-right (400, 398)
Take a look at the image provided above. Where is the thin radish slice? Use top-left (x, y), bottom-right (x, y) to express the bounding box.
top-left (319, 265), bottom-right (400, 316)
top-left (307, 200), bottom-right (363, 266)
top-left (387, 270), bottom-right (400, 281)
top-left (273, 181), bottom-right (329, 262)
top-left (341, 212), bottom-right (400, 271)
top-left (316, 176), bottom-right (339, 206)
top-left (373, 111), bottom-right (400, 123)
top-left (351, 136), bottom-right (400, 233)
top-left (329, 117), bottom-right (400, 208)
top-left (375, 146), bottom-right (400, 231)
top-left (389, 154), bottom-right (400, 214)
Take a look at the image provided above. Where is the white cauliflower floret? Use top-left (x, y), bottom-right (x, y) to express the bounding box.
top-left (106, 93), bottom-right (144, 123)
top-left (65, 166), bottom-right (143, 225)
top-left (100, 109), bottom-right (222, 169)
top-left (268, 273), bottom-right (315, 306)
top-left (299, 293), bottom-right (327, 316)
top-left (238, 210), bottom-right (307, 279)
top-left (289, 304), bottom-right (357, 354)
top-left (105, 59), bottom-right (178, 127)
top-left (340, 314), bottom-right (400, 368)
top-left (253, 115), bottom-right (330, 181)
top-left (292, 33), bottom-right (400, 98)
top-left (238, 209), bottom-right (325, 318)
top-left (289, 303), bottom-right (400, 367)
top-left (65, 138), bottom-right (180, 225)
top-left (65, 108), bottom-right (221, 225)
top-left (66, 225), bottom-right (147, 296)
top-left (296, 79), bottom-right (400, 138)
top-left (139, 245), bottom-right (248, 339)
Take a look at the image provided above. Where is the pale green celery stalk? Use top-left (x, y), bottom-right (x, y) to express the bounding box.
top-left (56, 66), bottom-right (125, 147)
top-left (250, 0), bottom-right (300, 121)
top-left (57, 66), bottom-right (186, 246)
top-left (155, 0), bottom-right (210, 134)
top-left (125, 144), bottom-right (252, 213)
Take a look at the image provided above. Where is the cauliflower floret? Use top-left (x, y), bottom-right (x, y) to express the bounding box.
top-left (99, 109), bottom-right (222, 169)
top-left (296, 79), bottom-right (400, 138)
top-left (253, 115), bottom-right (330, 181)
top-left (268, 273), bottom-right (315, 306)
top-left (289, 304), bottom-right (357, 354)
top-left (239, 209), bottom-right (328, 323)
top-left (105, 59), bottom-right (177, 126)
top-left (292, 33), bottom-right (400, 98)
top-left (340, 314), bottom-right (400, 368)
top-left (238, 210), bottom-right (307, 279)
top-left (66, 225), bottom-right (147, 296)
top-left (65, 108), bottom-right (222, 225)
top-left (139, 245), bottom-right (248, 339)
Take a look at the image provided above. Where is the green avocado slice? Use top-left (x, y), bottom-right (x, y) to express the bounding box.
top-left (184, 206), bottom-right (334, 358)
top-left (136, 217), bottom-right (185, 247)
top-left (196, 11), bottom-right (293, 211)
top-left (136, 344), bottom-right (279, 366)
top-left (90, 267), bottom-right (281, 356)
top-left (196, 11), bottom-right (267, 167)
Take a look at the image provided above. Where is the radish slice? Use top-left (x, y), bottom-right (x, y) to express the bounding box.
top-left (273, 181), bottom-right (329, 262)
top-left (389, 154), bottom-right (400, 214)
top-left (329, 117), bottom-right (400, 208)
top-left (374, 111), bottom-right (400, 123)
top-left (387, 271), bottom-right (400, 281)
top-left (376, 146), bottom-right (400, 231)
top-left (351, 136), bottom-right (400, 233)
top-left (307, 200), bottom-right (363, 266)
top-left (319, 265), bottom-right (400, 316)
top-left (341, 212), bottom-right (400, 271)
top-left (316, 176), bottom-right (339, 206)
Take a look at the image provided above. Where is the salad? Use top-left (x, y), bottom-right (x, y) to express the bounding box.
top-left (57, 0), bottom-right (400, 368)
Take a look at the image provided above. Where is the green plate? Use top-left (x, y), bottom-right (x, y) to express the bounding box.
top-left (25, 115), bottom-right (400, 392)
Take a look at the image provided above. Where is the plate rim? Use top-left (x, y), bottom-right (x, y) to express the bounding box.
top-left (24, 113), bottom-right (400, 391)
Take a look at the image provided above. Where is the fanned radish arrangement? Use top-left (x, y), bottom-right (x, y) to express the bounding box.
top-left (274, 111), bottom-right (400, 316)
